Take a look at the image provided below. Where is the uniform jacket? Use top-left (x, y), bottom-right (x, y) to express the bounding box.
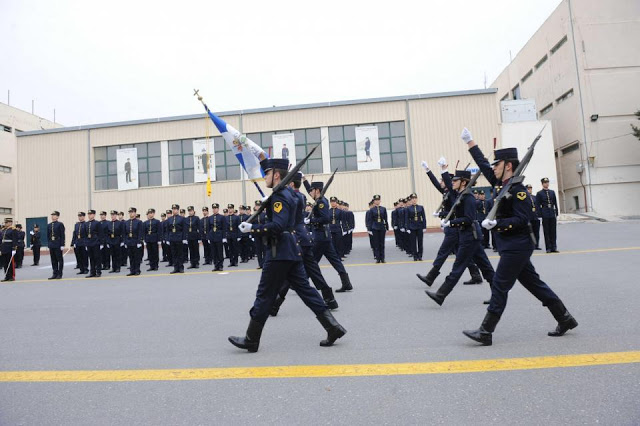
top-left (328, 207), bottom-right (344, 233)
top-left (16, 230), bottom-right (26, 248)
top-left (0, 227), bottom-right (18, 254)
top-left (106, 220), bottom-right (124, 246)
top-left (367, 205), bottom-right (389, 231)
top-left (166, 215), bottom-right (187, 242)
top-left (83, 219), bottom-right (104, 247)
top-left (208, 214), bottom-right (227, 242)
top-left (123, 218), bottom-right (144, 246)
top-left (47, 222), bottom-right (65, 249)
top-left (293, 190), bottom-right (313, 247)
top-left (225, 215), bottom-right (240, 239)
top-left (143, 218), bottom-right (161, 243)
top-left (535, 189), bottom-right (558, 218)
top-left (30, 230), bottom-right (41, 247)
top-left (404, 204), bottom-right (426, 230)
top-left (185, 215), bottom-right (201, 241)
top-left (71, 222), bottom-right (86, 247)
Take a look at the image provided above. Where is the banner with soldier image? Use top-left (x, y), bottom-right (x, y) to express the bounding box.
top-left (272, 133), bottom-right (296, 165)
top-left (193, 139), bottom-right (216, 183)
top-left (356, 125), bottom-right (381, 171)
top-left (116, 148), bottom-right (138, 190)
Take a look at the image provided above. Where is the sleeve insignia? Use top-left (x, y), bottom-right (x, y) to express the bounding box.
top-left (516, 192), bottom-right (527, 201)
top-left (318, 203), bottom-right (324, 209)
top-left (273, 202), bottom-right (283, 213)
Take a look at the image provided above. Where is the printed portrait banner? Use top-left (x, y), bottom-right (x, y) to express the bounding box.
top-left (193, 139), bottom-right (217, 183)
top-left (355, 125), bottom-right (381, 171)
top-left (272, 133), bottom-right (296, 166)
top-left (116, 148), bottom-right (138, 191)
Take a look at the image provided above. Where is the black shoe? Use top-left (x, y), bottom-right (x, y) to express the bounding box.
top-left (321, 288), bottom-right (339, 310)
top-left (381, 260), bottom-right (386, 263)
top-left (126, 272), bottom-right (135, 276)
top-left (546, 249), bottom-right (551, 253)
top-left (76, 271), bottom-right (85, 275)
top-left (135, 272), bottom-right (140, 276)
top-left (147, 267), bottom-right (157, 271)
top-left (48, 275), bottom-right (57, 280)
top-left (424, 290), bottom-right (444, 306)
top-left (316, 310), bottom-right (346, 346)
top-left (463, 312), bottom-right (501, 346)
top-left (335, 272), bottom-right (353, 292)
top-left (551, 249), bottom-right (560, 253)
top-left (86, 273), bottom-right (97, 278)
top-left (416, 267), bottom-right (440, 287)
top-left (228, 319), bottom-right (264, 353)
top-left (535, 247), bottom-right (542, 250)
top-left (187, 265), bottom-right (196, 269)
top-left (547, 301), bottom-right (578, 336)
top-left (270, 295), bottom-right (285, 317)
top-left (376, 259), bottom-right (380, 263)
top-left (463, 277), bottom-right (483, 285)
top-left (483, 299), bottom-right (490, 304)
top-left (1, 278), bottom-right (14, 282)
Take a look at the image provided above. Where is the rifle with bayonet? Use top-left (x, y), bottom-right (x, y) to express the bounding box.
top-left (433, 161), bottom-right (469, 217)
top-left (443, 169), bottom-right (482, 223)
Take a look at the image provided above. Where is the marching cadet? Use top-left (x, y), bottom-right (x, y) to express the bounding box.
top-left (328, 196), bottom-right (345, 259)
top-left (99, 211), bottom-right (110, 270)
top-left (404, 193), bottom-right (427, 261)
top-left (72, 212), bottom-right (88, 274)
top-left (47, 211), bottom-right (65, 280)
top-left (366, 195), bottom-right (389, 263)
top-left (271, 172), bottom-right (339, 316)
top-left (186, 206), bottom-right (201, 269)
top-left (424, 170), bottom-right (495, 306)
top-left (225, 204), bottom-right (240, 267)
top-left (200, 207), bottom-right (212, 265)
top-left (106, 210), bottom-right (124, 273)
top-left (476, 190), bottom-right (493, 249)
top-left (342, 202), bottom-right (355, 256)
top-left (253, 200), bottom-right (266, 269)
top-left (168, 204), bottom-right (187, 274)
top-left (461, 128), bottom-right (577, 345)
top-left (30, 224), bottom-right (41, 266)
top-left (163, 209), bottom-right (173, 266)
top-left (144, 208), bottom-right (161, 271)
top-left (303, 177), bottom-right (354, 292)
top-left (123, 207), bottom-right (143, 276)
top-left (14, 224), bottom-right (25, 268)
top-left (0, 218), bottom-right (18, 282)
top-left (536, 178), bottom-right (559, 253)
top-left (526, 184), bottom-right (542, 250)
top-left (391, 201), bottom-right (400, 248)
top-left (208, 203), bottom-right (227, 272)
top-left (238, 205), bottom-right (251, 263)
top-left (84, 209), bottom-right (105, 278)
top-left (118, 211), bottom-right (128, 268)
top-left (229, 158), bottom-right (346, 353)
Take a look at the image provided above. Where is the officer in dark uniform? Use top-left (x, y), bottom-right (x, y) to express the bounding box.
top-left (536, 178), bottom-right (559, 253)
top-left (30, 224), bottom-right (41, 266)
top-left (343, 202), bottom-right (355, 255)
top-left (229, 158), bottom-right (346, 353)
top-left (144, 208), bottom-right (161, 271)
top-left (163, 209), bottom-right (173, 266)
top-left (476, 190), bottom-right (492, 249)
top-left (253, 200), bottom-right (266, 269)
top-left (186, 206), bottom-right (201, 269)
top-left (179, 209), bottom-right (189, 264)
top-left (14, 224), bottom-right (25, 268)
top-left (47, 211), bottom-right (65, 279)
top-left (424, 170), bottom-right (495, 306)
top-left (84, 209), bottom-right (105, 278)
top-left (106, 210), bottom-right (123, 273)
top-left (225, 204), bottom-right (240, 267)
top-left (72, 212), bottom-right (88, 274)
top-left (160, 212), bottom-right (168, 262)
top-left (99, 211), bottom-right (110, 270)
top-left (397, 198), bottom-right (409, 253)
top-left (461, 128), bottom-right (577, 345)
top-left (208, 203), bottom-right (227, 271)
top-left (405, 193), bottom-right (426, 261)
top-left (0, 218), bottom-right (18, 282)
top-left (364, 200), bottom-right (374, 257)
top-left (200, 207), bottom-right (212, 265)
top-left (238, 205), bottom-right (252, 263)
top-left (167, 204), bottom-right (186, 273)
top-left (391, 201), bottom-right (400, 248)
top-left (526, 184), bottom-right (542, 250)
top-left (303, 177), bottom-right (354, 292)
top-left (123, 207), bottom-right (143, 276)
top-left (366, 195), bottom-right (388, 263)
top-left (271, 171), bottom-right (339, 316)
top-left (328, 196), bottom-right (345, 259)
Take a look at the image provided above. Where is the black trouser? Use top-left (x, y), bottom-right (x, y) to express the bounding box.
top-left (15, 247), bottom-right (24, 267)
top-left (240, 237), bottom-right (250, 261)
top-left (250, 259), bottom-right (327, 325)
top-left (408, 229), bottom-right (423, 259)
top-left (345, 231), bottom-right (353, 254)
top-left (188, 239), bottom-right (200, 266)
top-left (542, 217), bottom-right (557, 251)
top-left (49, 247), bottom-right (63, 277)
top-left (227, 237), bottom-right (239, 265)
top-left (146, 242), bottom-right (159, 269)
top-left (211, 240), bottom-right (224, 270)
top-left (531, 218), bottom-right (541, 248)
top-left (482, 229), bottom-right (490, 248)
top-left (313, 239), bottom-right (346, 275)
top-left (109, 244), bottom-right (121, 271)
top-left (101, 245), bottom-right (110, 269)
top-left (87, 245), bottom-right (101, 275)
top-left (254, 237), bottom-right (264, 268)
top-left (76, 246), bottom-right (88, 272)
top-left (372, 229), bottom-right (385, 261)
top-left (170, 241), bottom-right (184, 272)
top-left (127, 245), bottom-right (141, 274)
top-left (330, 232), bottom-right (343, 258)
top-left (202, 240), bottom-right (211, 263)
top-left (162, 242), bottom-right (169, 261)
top-left (120, 245), bottom-right (128, 266)
top-left (183, 243), bottom-right (189, 263)
top-left (1, 252), bottom-right (15, 280)
top-left (32, 244), bottom-right (41, 265)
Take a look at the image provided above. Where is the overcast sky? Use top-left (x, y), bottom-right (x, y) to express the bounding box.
top-left (2, 0), bottom-right (562, 127)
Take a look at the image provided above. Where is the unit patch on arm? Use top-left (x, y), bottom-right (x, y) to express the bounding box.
top-left (516, 192), bottom-right (527, 201)
top-left (273, 202), bottom-right (283, 213)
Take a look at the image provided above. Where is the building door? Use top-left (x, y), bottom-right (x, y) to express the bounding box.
top-left (26, 217), bottom-right (49, 246)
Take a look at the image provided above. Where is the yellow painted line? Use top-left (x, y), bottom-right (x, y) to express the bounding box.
top-left (7, 246), bottom-right (640, 284)
top-left (0, 351), bottom-right (638, 383)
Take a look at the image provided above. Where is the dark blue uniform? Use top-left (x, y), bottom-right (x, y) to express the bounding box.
top-left (208, 213), bottom-right (227, 271)
top-left (71, 221), bottom-right (88, 274)
top-left (225, 214), bottom-right (241, 267)
top-left (162, 216), bottom-right (173, 266)
top-left (536, 188), bottom-right (558, 252)
top-left (239, 212), bottom-right (252, 263)
top-left (106, 220), bottom-right (124, 272)
top-left (30, 228), bottom-right (41, 266)
top-left (343, 209), bottom-right (355, 255)
top-left (253, 210), bottom-right (267, 269)
top-left (47, 221), bottom-right (66, 279)
top-left (84, 219), bottom-right (105, 277)
top-left (167, 215), bottom-right (187, 273)
top-left (14, 228), bottom-right (25, 268)
top-left (404, 203), bottom-right (426, 260)
top-left (0, 225), bottom-right (18, 281)
top-left (200, 215), bottom-right (212, 264)
top-left (186, 215), bottom-right (201, 268)
top-left (124, 218), bottom-right (143, 275)
top-left (328, 206), bottom-right (345, 258)
top-left (143, 218), bottom-right (161, 270)
top-left (476, 197), bottom-right (493, 248)
top-left (100, 219), bottom-right (110, 269)
top-left (366, 205), bottom-right (388, 262)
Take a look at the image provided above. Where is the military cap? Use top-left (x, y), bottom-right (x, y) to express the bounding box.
top-left (187, 206), bottom-right (195, 211)
top-left (393, 201), bottom-right (398, 206)
top-left (472, 189), bottom-right (479, 194)
top-left (136, 214), bottom-right (141, 218)
top-left (330, 196), bottom-right (338, 202)
top-left (202, 206), bottom-right (209, 211)
top-left (161, 212), bottom-right (166, 217)
top-left (344, 203), bottom-right (349, 207)
top-left (179, 209), bottom-right (186, 214)
top-left (409, 193), bottom-right (417, 199)
top-left (227, 203), bottom-right (234, 209)
top-left (398, 199), bottom-right (404, 203)
top-left (452, 170), bottom-right (471, 181)
top-left (255, 200), bottom-right (262, 206)
top-left (541, 177), bottom-right (549, 183)
top-left (147, 208), bottom-right (155, 214)
top-left (87, 209), bottom-right (96, 215)
top-left (526, 184), bottom-right (533, 188)
top-left (119, 211), bottom-right (124, 216)
top-left (172, 204), bottom-right (180, 210)
top-left (110, 210), bottom-right (118, 215)
top-left (223, 208), bottom-right (228, 213)
top-left (372, 194), bottom-right (381, 200)
top-left (77, 212), bottom-right (86, 216)
top-left (165, 209), bottom-right (172, 214)
top-left (294, 171), bottom-right (303, 180)
top-left (4, 217), bottom-right (13, 223)
top-left (15, 223), bottom-right (22, 229)
top-left (100, 211), bottom-right (107, 216)
top-left (33, 224), bottom-right (40, 229)
top-left (491, 147), bottom-right (519, 166)
top-left (212, 203), bottom-right (219, 209)
top-left (260, 158), bottom-right (289, 172)
top-left (128, 207), bottom-right (137, 213)
top-left (310, 182), bottom-right (324, 191)
top-left (51, 210), bottom-right (60, 216)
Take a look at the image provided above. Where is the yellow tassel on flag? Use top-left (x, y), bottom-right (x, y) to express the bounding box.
top-left (206, 176), bottom-right (212, 197)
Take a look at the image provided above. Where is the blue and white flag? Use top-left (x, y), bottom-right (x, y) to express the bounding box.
top-left (205, 108), bottom-right (268, 181)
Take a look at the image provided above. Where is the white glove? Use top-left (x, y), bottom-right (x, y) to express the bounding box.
top-left (73, 244), bottom-right (77, 248)
top-left (182, 240), bottom-right (187, 244)
top-left (437, 156), bottom-right (447, 167)
top-left (400, 228), bottom-right (405, 232)
top-left (100, 245), bottom-right (104, 250)
top-left (349, 229), bottom-right (353, 234)
top-left (461, 128), bottom-right (473, 144)
top-left (239, 222), bottom-right (252, 233)
top-left (432, 211), bottom-right (440, 217)
top-left (137, 243), bottom-right (142, 248)
top-left (482, 219), bottom-right (497, 230)
top-left (11, 250), bottom-right (16, 256)
top-left (303, 218), bottom-right (310, 225)
top-left (237, 238), bottom-right (241, 241)
top-left (120, 242), bottom-right (124, 247)
top-left (393, 226), bottom-right (398, 230)
top-left (29, 231), bottom-right (34, 235)
top-left (300, 172), bottom-right (304, 179)
top-left (441, 219), bottom-right (450, 228)
top-left (342, 231), bottom-right (346, 236)
top-left (407, 230), bottom-right (411, 234)
top-left (106, 244), bottom-right (110, 249)
top-left (260, 196), bottom-right (269, 203)
top-left (367, 231), bottom-right (372, 235)
top-left (222, 238), bottom-right (227, 243)
top-left (421, 161), bottom-right (430, 173)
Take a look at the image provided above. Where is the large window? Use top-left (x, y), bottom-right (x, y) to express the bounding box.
top-left (247, 128), bottom-right (323, 174)
top-left (168, 139), bottom-right (195, 185)
top-left (0, 165), bottom-right (11, 173)
top-left (94, 142), bottom-right (161, 190)
top-left (0, 207), bottom-right (11, 214)
top-left (329, 121), bottom-right (407, 172)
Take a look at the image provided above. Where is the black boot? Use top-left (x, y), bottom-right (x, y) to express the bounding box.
top-left (270, 295), bottom-right (285, 317)
top-left (547, 300), bottom-right (578, 336)
top-left (463, 311), bottom-right (501, 346)
top-left (463, 273), bottom-right (483, 285)
top-left (416, 267), bottom-right (440, 287)
top-left (316, 310), bottom-right (346, 347)
top-left (228, 319), bottom-right (264, 352)
top-left (335, 272), bottom-right (353, 292)
top-left (321, 288), bottom-right (339, 310)
top-left (424, 277), bottom-right (455, 306)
